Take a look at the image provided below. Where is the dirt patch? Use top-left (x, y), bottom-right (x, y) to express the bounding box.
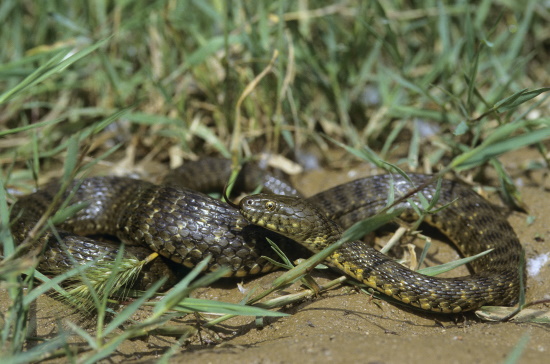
top-left (1, 148), bottom-right (549, 363)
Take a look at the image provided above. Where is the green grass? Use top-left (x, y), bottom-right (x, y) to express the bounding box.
top-left (1, 0), bottom-right (549, 361)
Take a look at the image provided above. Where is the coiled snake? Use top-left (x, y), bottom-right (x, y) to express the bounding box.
top-left (9, 158), bottom-right (523, 313)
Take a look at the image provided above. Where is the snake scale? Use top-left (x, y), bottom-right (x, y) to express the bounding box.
top-left (9, 158), bottom-right (523, 313)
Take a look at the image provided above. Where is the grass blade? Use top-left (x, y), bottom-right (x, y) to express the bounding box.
top-left (176, 297), bottom-right (288, 317)
top-left (417, 249), bottom-right (493, 276)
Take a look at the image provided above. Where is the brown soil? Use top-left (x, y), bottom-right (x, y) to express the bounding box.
top-left (1, 147), bottom-right (549, 363)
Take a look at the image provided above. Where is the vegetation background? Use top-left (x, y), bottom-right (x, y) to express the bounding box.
top-left (0, 0), bottom-right (549, 362)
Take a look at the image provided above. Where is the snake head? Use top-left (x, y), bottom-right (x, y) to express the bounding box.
top-left (239, 194), bottom-right (335, 245)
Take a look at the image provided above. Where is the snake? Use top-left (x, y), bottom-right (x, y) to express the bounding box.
top-left (9, 158), bottom-right (523, 313)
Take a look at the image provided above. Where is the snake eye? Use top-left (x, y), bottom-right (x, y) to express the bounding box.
top-left (265, 201), bottom-right (275, 210)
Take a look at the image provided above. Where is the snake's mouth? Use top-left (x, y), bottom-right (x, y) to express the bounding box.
top-left (239, 208), bottom-right (263, 227)
top-left (239, 196), bottom-right (268, 227)
top-left (244, 213), bottom-right (270, 229)
top-left (245, 214), bottom-right (262, 226)
top-left (240, 202), bottom-right (284, 234)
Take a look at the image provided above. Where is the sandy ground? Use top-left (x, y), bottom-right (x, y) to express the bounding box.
top-left (1, 148), bottom-right (549, 363)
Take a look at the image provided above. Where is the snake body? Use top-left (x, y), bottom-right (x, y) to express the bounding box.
top-left (9, 160), bottom-right (523, 313)
top-left (240, 174), bottom-right (523, 313)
